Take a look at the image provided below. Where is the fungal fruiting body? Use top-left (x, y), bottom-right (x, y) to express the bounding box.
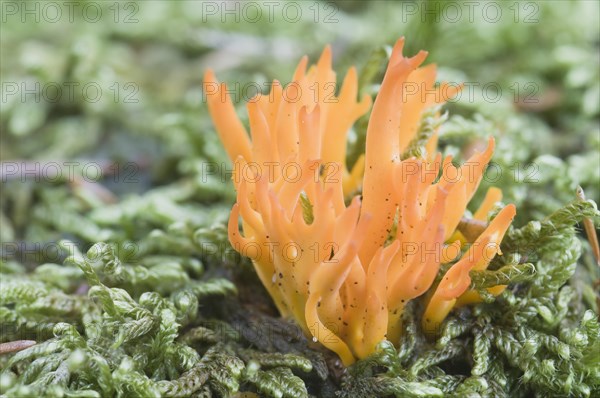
top-left (204, 37), bottom-right (516, 365)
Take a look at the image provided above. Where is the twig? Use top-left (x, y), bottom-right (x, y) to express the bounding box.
top-left (0, 340), bottom-right (37, 355)
top-left (575, 186), bottom-right (600, 266)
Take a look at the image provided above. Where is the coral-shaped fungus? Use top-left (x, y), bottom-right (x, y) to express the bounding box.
top-left (204, 38), bottom-right (516, 365)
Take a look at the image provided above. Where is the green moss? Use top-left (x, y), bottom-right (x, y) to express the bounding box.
top-left (1, 1), bottom-right (599, 397)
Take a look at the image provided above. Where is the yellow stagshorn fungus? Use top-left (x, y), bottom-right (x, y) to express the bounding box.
top-left (204, 44), bottom-right (371, 196)
top-left (204, 37), bottom-right (516, 365)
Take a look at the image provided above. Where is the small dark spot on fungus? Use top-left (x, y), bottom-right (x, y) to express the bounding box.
top-left (279, 272), bottom-right (283, 278)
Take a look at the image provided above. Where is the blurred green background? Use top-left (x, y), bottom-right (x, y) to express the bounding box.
top-left (1, 0), bottom-right (599, 250)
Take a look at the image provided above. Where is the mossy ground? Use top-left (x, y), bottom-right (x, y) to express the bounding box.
top-left (1, 1), bottom-right (599, 397)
